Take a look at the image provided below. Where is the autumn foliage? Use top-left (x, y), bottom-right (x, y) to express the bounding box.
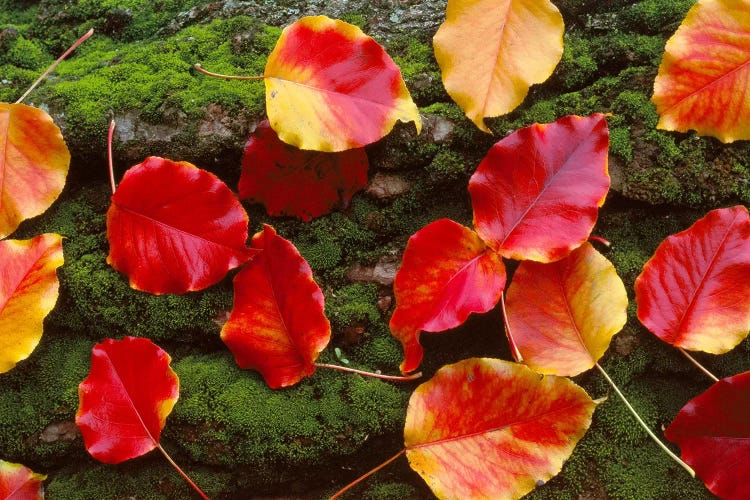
top-left (3, 2), bottom-right (750, 499)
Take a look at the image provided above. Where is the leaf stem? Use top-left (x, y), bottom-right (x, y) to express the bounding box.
top-left (315, 363), bottom-right (421, 382)
top-left (588, 235), bottom-right (611, 247)
top-left (107, 119), bottom-right (116, 194)
top-left (677, 348), bottom-right (719, 382)
top-left (16, 28), bottom-right (94, 104)
top-left (500, 292), bottom-right (523, 362)
top-left (594, 363), bottom-right (695, 477)
top-left (329, 448), bottom-right (406, 499)
top-left (193, 64), bottom-right (265, 81)
top-left (157, 444), bottom-right (211, 500)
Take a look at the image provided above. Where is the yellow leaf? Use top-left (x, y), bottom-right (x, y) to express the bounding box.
top-left (0, 103), bottom-right (70, 238)
top-left (0, 234), bottom-right (64, 373)
top-left (433, 0), bottom-right (564, 132)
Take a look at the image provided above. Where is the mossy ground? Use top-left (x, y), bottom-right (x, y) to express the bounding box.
top-left (0, 0), bottom-right (748, 498)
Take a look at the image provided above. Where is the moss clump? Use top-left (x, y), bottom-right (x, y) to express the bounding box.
top-left (326, 283), bottom-right (383, 333)
top-left (46, 460), bottom-right (224, 500)
top-left (425, 148), bottom-right (467, 184)
top-left (617, 0), bottom-right (696, 35)
top-left (0, 334), bottom-right (91, 466)
top-left (169, 353), bottom-right (408, 488)
top-left (362, 481), bottom-right (418, 500)
top-left (555, 34), bottom-right (598, 91)
top-left (388, 36), bottom-right (445, 106)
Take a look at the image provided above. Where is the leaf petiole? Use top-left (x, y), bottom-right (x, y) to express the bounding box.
top-left (315, 363), bottom-right (421, 382)
top-left (193, 64), bottom-right (265, 81)
top-left (594, 363), bottom-right (695, 477)
top-left (107, 119), bottom-right (116, 194)
top-left (16, 28), bottom-right (94, 104)
top-left (500, 292), bottom-right (523, 362)
top-left (157, 444), bottom-right (211, 500)
top-left (677, 348), bottom-right (719, 382)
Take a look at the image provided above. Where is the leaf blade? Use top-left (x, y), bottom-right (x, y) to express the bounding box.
top-left (505, 243), bottom-right (628, 376)
top-left (239, 120), bottom-right (368, 221)
top-left (264, 16), bottom-right (421, 152)
top-left (652, 0), bottom-right (750, 142)
top-left (433, 0), bottom-right (564, 131)
top-left (0, 103), bottom-right (70, 238)
top-left (390, 219), bottom-right (506, 374)
top-left (469, 114), bottom-right (610, 262)
top-left (0, 233), bottom-right (63, 373)
top-left (220, 225), bottom-right (331, 388)
top-left (405, 358), bottom-right (596, 499)
top-left (76, 337), bottom-right (179, 464)
top-left (665, 370), bottom-right (750, 500)
top-left (107, 156), bottom-right (257, 295)
top-left (635, 206), bottom-right (750, 353)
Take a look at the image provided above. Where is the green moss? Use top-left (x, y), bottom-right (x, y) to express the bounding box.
top-left (362, 481), bottom-right (418, 500)
top-left (609, 126), bottom-right (633, 162)
top-left (0, 334), bottom-right (91, 465)
top-left (20, 16), bottom-right (276, 152)
top-left (425, 148), bottom-right (467, 184)
top-left (0, 35), bottom-right (52, 70)
top-left (170, 354), bottom-right (408, 481)
top-left (555, 34), bottom-right (598, 91)
top-left (617, 0), bottom-right (696, 35)
top-left (46, 460), bottom-right (222, 500)
top-left (326, 283), bottom-right (382, 333)
top-left (388, 36), bottom-right (444, 105)
top-left (612, 90), bottom-right (659, 129)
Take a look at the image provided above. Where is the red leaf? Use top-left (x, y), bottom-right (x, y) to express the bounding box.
top-left (107, 157), bottom-right (258, 295)
top-left (0, 460), bottom-right (46, 500)
top-left (635, 206), bottom-right (750, 354)
top-left (76, 336), bottom-right (179, 464)
top-left (405, 358), bottom-right (596, 499)
top-left (390, 219), bottom-right (506, 374)
top-left (239, 120), bottom-right (368, 221)
top-left (264, 16), bottom-right (421, 152)
top-left (468, 114), bottom-right (610, 262)
top-left (221, 225), bottom-right (331, 388)
top-left (665, 371), bottom-right (750, 500)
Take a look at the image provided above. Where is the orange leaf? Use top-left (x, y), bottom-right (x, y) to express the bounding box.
top-left (264, 16), bottom-right (421, 152)
top-left (653, 0), bottom-right (750, 142)
top-left (0, 234), bottom-right (63, 373)
top-left (405, 358), bottom-right (596, 499)
top-left (433, 0), bottom-right (564, 132)
top-left (505, 243), bottom-right (628, 376)
top-left (0, 460), bottom-right (46, 500)
top-left (0, 103), bottom-right (70, 238)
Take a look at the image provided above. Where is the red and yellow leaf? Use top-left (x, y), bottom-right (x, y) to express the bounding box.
top-left (107, 156), bottom-right (258, 295)
top-left (0, 460), bottom-right (46, 500)
top-left (76, 336), bottom-right (179, 464)
top-left (665, 371), bottom-right (750, 500)
top-left (505, 243), bottom-right (628, 376)
top-left (405, 358), bottom-right (596, 499)
top-left (221, 225), bottom-right (330, 388)
top-left (0, 103), bottom-right (70, 239)
top-left (635, 206), bottom-right (750, 354)
top-left (389, 219), bottom-right (506, 374)
top-left (264, 16), bottom-right (421, 152)
top-left (469, 114), bottom-right (610, 262)
top-left (652, 0), bottom-right (750, 143)
top-left (0, 234), bottom-right (63, 373)
top-left (239, 119), bottom-right (368, 221)
top-left (433, 0), bottom-right (564, 132)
